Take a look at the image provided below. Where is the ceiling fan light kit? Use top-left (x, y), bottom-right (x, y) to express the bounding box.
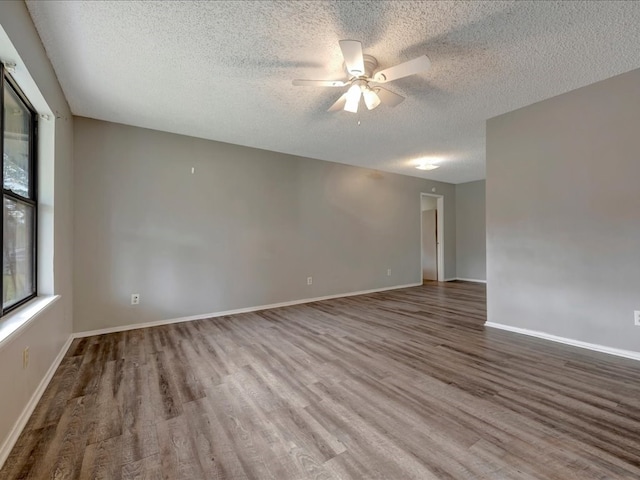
top-left (362, 87), bottom-right (381, 110)
top-left (344, 82), bottom-right (363, 113)
top-left (292, 40), bottom-right (431, 114)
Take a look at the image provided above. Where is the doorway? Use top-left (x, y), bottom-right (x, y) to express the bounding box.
top-left (420, 193), bottom-right (444, 282)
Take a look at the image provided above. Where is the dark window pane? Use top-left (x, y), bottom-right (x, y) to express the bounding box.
top-left (3, 196), bottom-right (34, 308)
top-left (3, 84), bottom-right (31, 198)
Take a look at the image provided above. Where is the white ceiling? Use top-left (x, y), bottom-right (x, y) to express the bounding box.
top-left (26, 1), bottom-right (640, 184)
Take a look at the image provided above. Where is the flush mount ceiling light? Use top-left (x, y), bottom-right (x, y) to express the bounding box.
top-left (292, 40), bottom-right (431, 114)
top-left (416, 164), bottom-right (440, 171)
top-left (414, 156), bottom-right (443, 171)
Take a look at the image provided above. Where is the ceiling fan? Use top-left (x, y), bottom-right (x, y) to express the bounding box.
top-left (292, 40), bottom-right (431, 114)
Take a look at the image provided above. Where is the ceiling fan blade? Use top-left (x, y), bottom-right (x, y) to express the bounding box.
top-left (339, 40), bottom-right (365, 77)
top-left (373, 55), bottom-right (431, 83)
top-left (292, 79), bottom-right (347, 87)
top-left (374, 87), bottom-right (405, 107)
top-left (328, 93), bottom-right (348, 112)
top-left (362, 88), bottom-right (381, 110)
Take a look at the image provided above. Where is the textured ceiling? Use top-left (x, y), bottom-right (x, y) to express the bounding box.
top-left (25, 1), bottom-right (640, 183)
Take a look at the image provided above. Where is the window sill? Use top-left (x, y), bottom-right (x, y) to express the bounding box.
top-left (0, 295), bottom-right (60, 351)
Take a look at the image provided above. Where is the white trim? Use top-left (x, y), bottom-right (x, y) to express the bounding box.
top-left (436, 196), bottom-right (444, 282)
top-left (0, 334), bottom-right (73, 469)
top-left (0, 296), bottom-right (60, 351)
top-left (420, 193), bottom-right (444, 282)
top-left (485, 322), bottom-right (640, 362)
top-left (440, 278), bottom-right (487, 283)
top-left (75, 282), bottom-right (423, 338)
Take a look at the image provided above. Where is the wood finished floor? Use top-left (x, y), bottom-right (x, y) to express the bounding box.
top-left (3, 281), bottom-right (640, 479)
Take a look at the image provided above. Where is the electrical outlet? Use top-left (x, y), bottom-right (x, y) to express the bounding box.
top-left (387, 268), bottom-right (392, 276)
top-left (307, 277), bottom-right (313, 285)
top-left (23, 347), bottom-right (29, 369)
top-left (635, 311), bottom-right (640, 326)
top-left (131, 293), bottom-right (140, 305)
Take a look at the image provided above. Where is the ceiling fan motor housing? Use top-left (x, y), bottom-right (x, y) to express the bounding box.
top-left (359, 54), bottom-right (379, 79)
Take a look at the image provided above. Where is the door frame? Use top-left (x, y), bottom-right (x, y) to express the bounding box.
top-left (420, 193), bottom-right (444, 282)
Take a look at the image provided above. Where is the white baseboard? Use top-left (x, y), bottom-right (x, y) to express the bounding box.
top-left (442, 278), bottom-right (486, 283)
top-left (75, 282), bottom-right (423, 338)
top-left (0, 334), bottom-right (74, 469)
top-left (485, 322), bottom-right (640, 362)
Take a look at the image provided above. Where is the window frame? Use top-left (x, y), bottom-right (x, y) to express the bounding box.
top-left (0, 63), bottom-right (38, 315)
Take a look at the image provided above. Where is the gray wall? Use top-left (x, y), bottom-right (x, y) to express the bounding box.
top-left (0, 2), bottom-right (74, 456)
top-left (74, 118), bottom-right (456, 332)
top-left (487, 68), bottom-right (640, 353)
top-left (455, 180), bottom-right (486, 281)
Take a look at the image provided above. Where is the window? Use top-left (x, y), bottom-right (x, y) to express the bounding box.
top-left (1, 64), bottom-right (37, 313)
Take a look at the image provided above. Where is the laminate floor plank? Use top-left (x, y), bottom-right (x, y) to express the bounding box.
top-left (120, 454), bottom-right (163, 480)
top-left (3, 281), bottom-right (640, 479)
top-left (78, 436), bottom-right (122, 480)
top-left (182, 397), bottom-right (249, 480)
top-left (206, 381), bottom-right (291, 480)
top-left (30, 394), bottom-right (95, 479)
top-left (155, 415), bottom-right (206, 480)
top-left (25, 356), bottom-right (84, 432)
